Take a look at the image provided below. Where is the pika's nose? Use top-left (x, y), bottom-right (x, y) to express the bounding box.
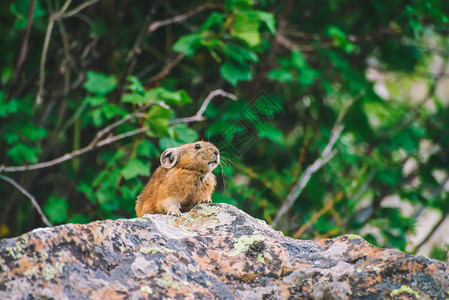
top-left (214, 150), bottom-right (218, 156)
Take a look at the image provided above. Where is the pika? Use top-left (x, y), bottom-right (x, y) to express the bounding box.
top-left (135, 141), bottom-right (220, 217)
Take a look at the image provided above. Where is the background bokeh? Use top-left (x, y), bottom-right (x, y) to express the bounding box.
top-left (1, 0), bottom-right (448, 260)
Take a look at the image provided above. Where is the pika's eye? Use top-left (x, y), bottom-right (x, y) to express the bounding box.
top-left (195, 144), bottom-right (201, 149)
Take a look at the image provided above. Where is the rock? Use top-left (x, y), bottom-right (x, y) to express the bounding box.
top-left (0, 203), bottom-right (448, 299)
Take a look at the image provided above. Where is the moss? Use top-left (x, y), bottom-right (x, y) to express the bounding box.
top-left (390, 285), bottom-right (420, 298)
top-left (228, 234), bottom-right (264, 257)
top-left (140, 286), bottom-right (153, 294)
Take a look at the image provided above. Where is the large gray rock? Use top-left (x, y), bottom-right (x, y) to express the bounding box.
top-left (0, 203), bottom-right (448, 299)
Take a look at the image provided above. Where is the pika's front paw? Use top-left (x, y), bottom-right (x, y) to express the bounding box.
top-left (167, 209), bottom-right (181, 216)
top-left (200, 198), bottom-right (212, 204)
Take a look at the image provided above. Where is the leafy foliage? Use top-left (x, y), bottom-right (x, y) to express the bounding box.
top-left (1, 0), bottom-right (449, 258)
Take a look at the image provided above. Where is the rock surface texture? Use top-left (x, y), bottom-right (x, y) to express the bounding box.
top-left (1, 203), bottom-right (448, 299)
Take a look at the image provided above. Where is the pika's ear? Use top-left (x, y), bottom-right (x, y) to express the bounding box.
top-left (160, 149), bottom-right (179, 169)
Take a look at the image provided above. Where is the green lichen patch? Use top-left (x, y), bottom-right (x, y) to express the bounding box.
top-left (345, 234), bottom-right (363, 239)
top-left (140, 286), bottom-right (153, 294)
top-left (140, 247), bottom-right (161, 254)
top-left (228, 234), bottom-right (265, 257)
top-left (131, 217), bottom-right (149, 222)
top-left (257, 253), bottom-right (266, 264)
top-left (5, 237), bottom-right (29, 260)
top-left (140, 245), bottom-right (175, 254)
top-left (43, 262), bottom-right (64, 281)
top-left (160, 274), bottom-right (180, 290)
top-left (24, 266), bottom-right (39, 278)
top-left (199, 205), bottom-right (220, 217)
top-left (390, 285), bottom-right (420, 298)
top-left (188, 264), bottom-right (197, 273)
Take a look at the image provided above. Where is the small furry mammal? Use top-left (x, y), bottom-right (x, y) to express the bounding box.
top-left (135, 141), bottom-right (220, 217)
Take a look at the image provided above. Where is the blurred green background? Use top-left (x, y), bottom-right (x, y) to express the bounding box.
top-left (1, 0), bottom-right (448, 260)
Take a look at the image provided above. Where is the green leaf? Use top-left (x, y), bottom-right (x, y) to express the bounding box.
top-left (68, 214), bottom-right (92, 224)
top-left (174, 124), bottom-right (199, 143)
top-left (200, 12), bottom-right (225, 31)
top-left (376, 168), bottom-right (402, 187)
top-left (0, 95), bottom-right (19, 118)
top-left (247, 10), bottom-right (276, 34)
top-left (147, 105), bottom-right (172, 119)
top-left (220, 61), bottom-right (252, 85)
top-left (7, 144), bottom-right (41, 164)
top-left (76, 182), bottom-right (96, 203)
top-left (43, 197), bottom-right (68, 224)
top-left (10, 0), bottom-right (46, 29)
top-left (148, 118), bottom-right (170, 136)
top-left (231, 14), bottom-right (261, 47)
top-left (173, 33), bottom-right (201, 56)
top-left (121, 159), bottom-right (150, 180)
top-left (327, 26), bottom-right (358, 54)
top-left (146, 105), bottom-right (171, 136)
top-left (256, 123), bottom-right (285, 145)
top-left (158, 124), bottom-right (198, 149)
top-left (159, 137), bottom-right (183, 149)
top-left (291, 50), bottom-right (307, 69)
top-left (137, 139), bottom-right (159, 158)
top-left (83, 71), bottom-right (118, 95)
top-left (267, 69), bottom-right (294, 83)
top-left (21, 125), bottom-right (47, 140)
top-left (121, 93), bottom-right (146, 104)
top-left (146, 87), bottom-right (192, 105)
top-left (224, 44), bottom-right (259, 64)
top-left (88, 108), bottom-right (104, 127)
top-left (84, 96), bottom-right (106, 107)
top-left (101, 104), bottom-right (128, 119)
top-left (126, 76), bottom-right (145, 95)
top-left (297, 68), bottom-right (319, 86)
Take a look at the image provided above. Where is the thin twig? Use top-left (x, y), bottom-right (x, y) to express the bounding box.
top-left (413, 212), bottom-right (448, 253)
top-left (147, 53), bottom-right (186, 84)
top-left (36, 0), bottom-right (100, 104)
top-left (60, 0), bottom-right (99, 18)
top-left (0, 89), bottom-right (236, 173)
top-left (412, 174), bottom-right (449, 253)
top-left (272, 92), bottom-right (364, 227)
top-left (148, 4), bottom-right (221, 33)
top-left (293, 192), bottom-right (343, 238)
top-left (0, 175), bottom-right (52, 227)
top-left (171, 89), bottom-right (237, 124)
top-left (7, 0), bottom-right (36, 101)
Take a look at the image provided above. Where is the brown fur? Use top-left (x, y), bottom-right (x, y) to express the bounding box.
top-left (135, 141), bottom-right (219, 217)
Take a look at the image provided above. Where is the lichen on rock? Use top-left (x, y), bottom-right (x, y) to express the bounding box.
top-left (0, 203), bottom-right (448, 299)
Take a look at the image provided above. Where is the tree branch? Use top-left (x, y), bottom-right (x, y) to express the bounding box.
top-left (171, 89), bottom-right (237, 125)
top-left (0, 175), bottom-right (52, 227)
top-left (272, 92), bottom-right (364, 227)
top-left (148, 4), bottom-right (221, 33)
top-left (0, 89), bottom-right (236, 173)
top-left (147, 53), bottom-right (186, 85)
top-left (36, 0), bottom-right (100, 104)
top-left (7, 0), bottom-right (36, 101)
top-left (293, 192), bottom-right (344, 238)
